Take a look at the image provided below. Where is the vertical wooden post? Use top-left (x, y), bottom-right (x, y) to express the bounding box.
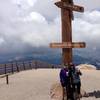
top-left (61, 0), bottom-right (72, 65)
top-left (16, 62), bottom-right (19, 72)
top-left (29, 62), bottom-right (32, 69)
top-left (52, 65), bottom-right (55, 69)
top-left (23, 62), bottom-right (26, 70)
top-left (11, 63), bottom-right (14, 74)
top-left (4, 64), bottom-right (7, 74)
top-left (35, 61), bottom-right (37, 69)
top-left (6, 75), bottom-right (9, 85)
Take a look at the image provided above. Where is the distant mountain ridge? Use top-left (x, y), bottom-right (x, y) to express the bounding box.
top-left (0, 49), bottom-right (100, 69)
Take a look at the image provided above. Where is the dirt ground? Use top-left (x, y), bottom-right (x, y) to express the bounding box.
top-left (0, 69), bottom-right (100, 100)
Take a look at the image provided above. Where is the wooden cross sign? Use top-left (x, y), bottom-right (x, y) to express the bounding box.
top-left (50, 0), bottom-right (86, 65)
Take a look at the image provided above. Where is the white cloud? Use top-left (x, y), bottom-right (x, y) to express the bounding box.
top-left (73, 10), bottom-right (100, 49)
top-left (23, 12), bottom-right (47, 23)
top-left (82, 11), bottom-right (100, 24)
top-left (0, 38), bottom-right (5, 45)
top-left (74, 0), bottom-right (100, 11)
top-left (21, 13), bottom-right (61, 47)
top-left (0, 0), bottom-right (60, 54)
top-left (12, 0), bottom-right (37, 9)
top-left (32, 0), bottom-right (59, 21)
top-left (28, 0), bottom-right (37, 6)
top-left (0, 0), bottom-right (100, 55)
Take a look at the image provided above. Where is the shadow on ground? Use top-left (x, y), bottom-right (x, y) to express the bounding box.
top-left (84, 90), bottom-right (100, 98)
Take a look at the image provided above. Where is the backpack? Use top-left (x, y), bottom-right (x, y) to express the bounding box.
top-left (72, 71), bottom-right (80, 84)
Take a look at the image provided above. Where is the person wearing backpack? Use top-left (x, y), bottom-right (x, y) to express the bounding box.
top-left (67, 63), bottom-right (76, 100)
top-left (69, 63), bottom-right (82, 98)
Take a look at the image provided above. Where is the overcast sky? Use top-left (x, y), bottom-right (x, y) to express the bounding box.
top-left (0, 0), bottom-right (100, 56)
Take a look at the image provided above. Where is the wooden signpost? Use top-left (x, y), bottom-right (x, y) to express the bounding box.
top-left (50, 0), bottom-right (86, 65)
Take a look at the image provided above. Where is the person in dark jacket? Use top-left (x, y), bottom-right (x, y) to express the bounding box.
top-left (73, 68), bottom-right (82, 98)
top-left (68, 63), bottom-right (82, 98)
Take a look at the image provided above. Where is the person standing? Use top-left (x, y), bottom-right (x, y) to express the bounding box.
top-left (68, 63), bottom-right (82, 99)
top-left (60, 65), bottom-right (69, 87)
top-left (60, 65), bottom-right (71, 99)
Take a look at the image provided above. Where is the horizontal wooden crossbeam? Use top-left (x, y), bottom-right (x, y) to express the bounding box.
top-left (50, 42), bottom-right (86, 48)
top-left (55, 1), bottom-right (84, 12)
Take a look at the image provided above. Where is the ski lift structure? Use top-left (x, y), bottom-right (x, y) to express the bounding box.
top-left (50, 0), bottom-right (86, 66)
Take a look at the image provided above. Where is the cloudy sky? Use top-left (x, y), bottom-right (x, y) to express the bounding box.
top-left (0, 0), bottom-right (100, 59)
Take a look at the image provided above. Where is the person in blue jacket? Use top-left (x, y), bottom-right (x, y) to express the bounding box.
top-left (60, 66), bottom-right (69, 87)
top-left (60, 65), bottom-right (72, 99)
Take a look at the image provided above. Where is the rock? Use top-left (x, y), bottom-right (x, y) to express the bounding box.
top-left (77, 64), bottom-right (96, 70)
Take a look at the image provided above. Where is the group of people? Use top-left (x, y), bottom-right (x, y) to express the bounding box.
top-left (60, 63), bottom-right (82, 100)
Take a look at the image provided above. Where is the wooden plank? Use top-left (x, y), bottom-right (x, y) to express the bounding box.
top-left (0, 73), bottom-right (11, 78)
top-left (50, 42), bottom-right (86, 48)
top-left (55, 1), bottom-right (84, 12)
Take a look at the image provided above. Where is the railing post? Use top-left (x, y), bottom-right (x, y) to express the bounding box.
top-left (29, 62), bottom-right (32, 69)
top-left (23, 62), bottom-right (26, 70)
top-left (16, 62), bottom-right (19, 72)
top-left (52, 65), bottom-right (55, 69)
top-left (6, 75), bottom-right (9, 85)
top-left (35, 61), bottom-right (37, 69)
top-left (4, 64), bottom-right (7, 74)
top-left (11, 63), bottom-right (14, 74)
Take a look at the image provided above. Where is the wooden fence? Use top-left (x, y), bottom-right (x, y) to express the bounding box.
top-left (0, 60), bottom-right (61, 84)
top-left (0, 60), bottom-right (61, 75)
